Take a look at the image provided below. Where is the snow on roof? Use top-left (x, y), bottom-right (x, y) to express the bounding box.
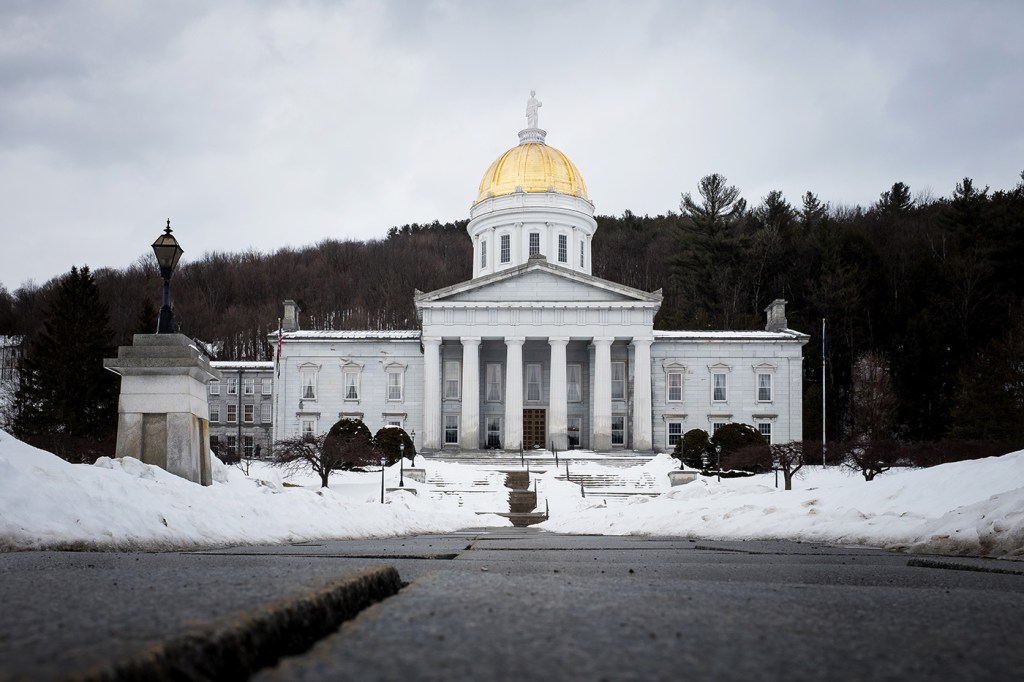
top-left (654, 329), bottom-right (807, 341)
top-left (278, 330), bottom-right (421, 341)
top-left (211, 361), bottom-right (274, 370)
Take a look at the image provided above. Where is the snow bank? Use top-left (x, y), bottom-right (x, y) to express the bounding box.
top-left (0, 430), bottom-right (505, 552)
top-left (537, 451), bottom-right (1024, 556)
top-left (2, 427), bottom-right (1022, 557)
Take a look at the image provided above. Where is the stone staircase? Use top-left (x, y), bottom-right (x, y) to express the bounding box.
top-left (419, 449), bottom-right (663, 520)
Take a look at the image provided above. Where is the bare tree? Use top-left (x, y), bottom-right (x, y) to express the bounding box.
top-left (271, 432), bottom-right (379, 488)
top-left (850, 351), bottom-right (898, 442)
top-left (843, 439), bottom-right (900, 482)
top-left (771, 442), bottom-right (804, 490)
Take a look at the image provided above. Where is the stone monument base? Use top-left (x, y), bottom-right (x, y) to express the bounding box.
top-left (104, 334), bottom-right (220, 485)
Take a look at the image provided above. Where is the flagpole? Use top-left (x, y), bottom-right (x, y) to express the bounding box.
top-left (822, 318), bottom-right (826, 467)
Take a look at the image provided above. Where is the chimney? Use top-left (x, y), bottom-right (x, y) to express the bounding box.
top-left (765, 299), bottom-right (787, 332)
top-left (282, 300), bottom-right (301, 332)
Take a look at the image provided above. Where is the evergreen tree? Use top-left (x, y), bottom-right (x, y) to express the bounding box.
top-left (875, 181), bottom-right (914, 214)
top-left (13, 266), bottom-right (118, 462)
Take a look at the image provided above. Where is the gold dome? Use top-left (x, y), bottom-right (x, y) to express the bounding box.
top-left (474, 139), bottom-right (589, 205)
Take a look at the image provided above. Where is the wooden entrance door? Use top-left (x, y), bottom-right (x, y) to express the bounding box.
top-left (522, 409), bottom-right (546, 449)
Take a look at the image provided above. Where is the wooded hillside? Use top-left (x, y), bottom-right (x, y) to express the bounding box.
top-left (2, 174), bottom-right (1022, 443)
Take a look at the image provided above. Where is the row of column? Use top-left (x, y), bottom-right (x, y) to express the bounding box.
top-left (422, 336), bottom-right (653, 451)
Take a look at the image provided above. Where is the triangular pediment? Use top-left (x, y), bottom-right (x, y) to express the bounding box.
top-left (415, 260), bottom-right (661, 305)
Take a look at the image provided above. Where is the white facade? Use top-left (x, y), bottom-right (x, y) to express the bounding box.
top-left (271, 111), bottom-right (808, 453)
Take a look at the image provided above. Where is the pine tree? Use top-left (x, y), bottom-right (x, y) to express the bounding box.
top-left (13, 266), bottom-right (118, 462)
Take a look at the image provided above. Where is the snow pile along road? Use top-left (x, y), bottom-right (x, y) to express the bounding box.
top-left (2, 428), bottom-right (1023, 557)
top-left (0, 430), bottom-right (506, 551)
top-left (537, 452), bottom-right (1024, 556)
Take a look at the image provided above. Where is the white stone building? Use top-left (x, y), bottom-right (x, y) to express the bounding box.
top-left (272, 108), bottom-right (808, 454)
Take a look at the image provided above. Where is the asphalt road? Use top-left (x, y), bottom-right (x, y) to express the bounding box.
top-left (2, 528), bottom-right (1022, 681)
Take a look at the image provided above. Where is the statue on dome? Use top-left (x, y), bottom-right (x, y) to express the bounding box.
top-left (526, 90), bottom-right (542, 129)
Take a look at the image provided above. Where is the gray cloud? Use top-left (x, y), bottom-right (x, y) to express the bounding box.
top-left (1, 0), bottom-right (1022, 290)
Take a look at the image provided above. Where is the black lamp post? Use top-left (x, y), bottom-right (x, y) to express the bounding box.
top-left (399, 441), bottom-right (405, 487)
top-left (151, 220), bottom-right (184, 334)
top-left (380, 454), bottom-right (385, 504)
top-left (716, 444), bottom-right (722, 483)
top-left (410, 429), bottom-right (416, 466)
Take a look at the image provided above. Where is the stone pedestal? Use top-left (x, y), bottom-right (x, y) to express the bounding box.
top-left (668, 470), bottom-right (699, 486)
top-left (104, 334), bottom-right (221, 486)
top-left (404, 468), bottom-right (426, 484)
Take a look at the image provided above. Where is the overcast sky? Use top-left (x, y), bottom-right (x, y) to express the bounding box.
top-left (2, 0), bottom-right (1022, 291)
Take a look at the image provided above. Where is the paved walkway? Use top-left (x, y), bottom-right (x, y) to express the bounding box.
top-left (2, 528), bottom-right (1023, 681)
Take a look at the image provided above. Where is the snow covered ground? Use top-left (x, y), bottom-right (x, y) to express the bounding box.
top-left (1, 428), bottom-right (1023, 557)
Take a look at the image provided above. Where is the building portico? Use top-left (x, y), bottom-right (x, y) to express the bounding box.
top-left (415, 256), bottom-right (663, 451)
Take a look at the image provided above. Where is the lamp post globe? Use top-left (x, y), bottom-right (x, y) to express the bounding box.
top-left (151, 220), bottom-right (184, 334)
top-left (399, 441), bottom-right (405, 487)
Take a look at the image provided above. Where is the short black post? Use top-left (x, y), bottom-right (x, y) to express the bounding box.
top-left (380, 455), bottom-right (385, 503)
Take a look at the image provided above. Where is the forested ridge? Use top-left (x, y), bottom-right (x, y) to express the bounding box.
top-left (2, 174), bottom-right (1022, 444)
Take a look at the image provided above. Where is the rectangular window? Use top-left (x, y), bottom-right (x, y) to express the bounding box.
top-left (667, 372), bottom-right (683, 402)
top-left (713, 422), bottom-right (725, 434)
top-left (486, 416), bottom-right (502, 448)
top-left (260, 402), bottom-right (272, 424)
top-left (486, 364), bottom-right (503, 402)
top-left (301, 419), bottom-right (315, 438)
top-left (713, 373), bottom-right (727, 401)
top-left (526, 363), bottom-right (542, 401)
top-left (758, 422), bottom-right (772, 444)
top-left (611, 362), bottom-right (626, 400)
top-left (209, 402), bottom-right (221, 423)
top-left (567, 364), bottom-right (582, 402)
top-left (261, 378), bottom-right (272, 395)
top-left (209, 380), bottom-right (220, 396)
top-left (611, 416), bottom-right (625, 446)
top-left (558, 234), bottom-right (568, 263)
top-left (210, 435), bottom-right (220, 451)
top-left (481, 241), bottom-right (487, 268)
top-left (226, 435), bottom-right (237, 451)
top-left (758, 373), bottom-right (772, 401)
top-left (567, 416), bottom-right (582, 448)
top-left (243, 435), bottom-right (254, 458)
top-left (344, 369), bottom-right (360, 400)
top-left (387, 370), bottom-right (403, 401)
top-left (444, 415), bottom-right (459, 444)
top-left (500, 234), bottom-right (511, 263)
top-left (529, 232), bottom-right (540, 256)
top-left (444, 360), bottom-right (461, 399)
top-left (226, 378), bottom-right (238, 395)
top-left (227, 404), bottom-right (237, 423)
top-left (301, 370), bottom-right (317, 400)
top-left (243, 404), bottom-right (254, 423)
top-left (579, 241), bottom-right (585, 268)
top-left (243, 377), bottom-right (255, 395)
top-left (667, 422), bottom-right (683, 447)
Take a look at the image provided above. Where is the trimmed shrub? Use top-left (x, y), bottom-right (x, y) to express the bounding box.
top-left (712, 423), bottom-right (769, 473)
top-left (324, 418), bottom-right (377, 471)
top-left (673, 428), bottom-right (711, 470)
top-left (374, 426), bottom-right (417, 466)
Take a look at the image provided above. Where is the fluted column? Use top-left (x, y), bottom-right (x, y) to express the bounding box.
top-left (503, 337), bottom-right (525, 450)
top-left (422, 336), bottom-right (442, 449)
top-left (460, 337), bottom-right (481, 449)
top-left (631, 336), bottom-right (653, 451)
top-left (592, 336), bottom-right (614, 451)
top-left (548, 336), bottom-right (569, 451)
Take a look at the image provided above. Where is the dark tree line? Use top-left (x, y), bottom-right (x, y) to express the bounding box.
top-left (3, 174), bottom-right (1023, 447)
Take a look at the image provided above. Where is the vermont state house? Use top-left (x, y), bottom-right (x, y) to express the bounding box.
top-left (272, 103), bottom-right (808, 453)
